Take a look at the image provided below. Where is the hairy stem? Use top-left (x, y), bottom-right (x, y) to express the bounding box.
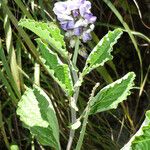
top-left (67, 38), bottom-right (80, 150)
top-left (75, 83), bottom-right (99, 150)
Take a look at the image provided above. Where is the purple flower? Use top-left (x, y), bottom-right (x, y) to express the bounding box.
top-left (84, 13), bottom-right (97, 23)
top-left (79, 1), bottom-right (91, 17)
top-left (74, 27), bottom-right (83, 36)
top-left (61, 20), bottom-right (75, 30)
top-left (82, 32), bottom-right (92, 42)
top-left (72, 10), bottom-right (79, 17)
top-left (53, 0), bottom-right (97, 43)
top-left (53, 2), bottom-right (69, 16)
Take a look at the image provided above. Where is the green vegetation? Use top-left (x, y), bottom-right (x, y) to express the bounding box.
top-left (0, 0), bottom-right (149, 149)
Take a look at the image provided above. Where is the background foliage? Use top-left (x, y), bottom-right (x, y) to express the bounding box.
top-left (0, 0), bottom-right (149, 149)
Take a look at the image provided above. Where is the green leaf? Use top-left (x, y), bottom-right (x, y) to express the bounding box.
top-left (82, 28), bottom-right (123, 76)
top-left (90, 72), bottom-right (135, 114)
top-left (16, 85), bottom-right (60, 150)
top-left (10, 144), bottom-right (19, 150)
top-left (121, 110), bottom-right (150, 150)
top-left (36, 38), bottom-right (74, 96)
top-left (18, 19), bottom-right (68, 59)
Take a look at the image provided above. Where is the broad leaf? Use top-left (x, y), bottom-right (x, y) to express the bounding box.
top-left (82, 28), bottom-right (123, 76)
top-left (121, 110), bottom-right (150, 150)
top-left (36, 38), bottom-right (74, 96)
top-left (18, 19), bottom-right (68, 59)
top-left (90, 72), bottom-right (135, 114)
top-left (17, 85), bottom-right (60, 150)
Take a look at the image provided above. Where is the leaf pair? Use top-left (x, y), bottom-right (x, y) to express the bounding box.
top-left (19, 19), bottom-right (74, 96)
top-left (80, 29), bottom-right (136, 115)
top-left (19, 19), bottom-right (123, 96)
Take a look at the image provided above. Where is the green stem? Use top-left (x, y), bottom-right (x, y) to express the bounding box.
top-left (75, 83), bottom-right (99, 150)
top-left (75, 109), bottom-right (89, 150)
top-left (72, 38), bottom-right (80, 65)
top-left (67, 38), bottom-right (80, 150)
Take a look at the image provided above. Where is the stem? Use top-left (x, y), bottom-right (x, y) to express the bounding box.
top-left (72, 38), bottom-right (80, 65)
top-left (67, 87), bottom-right (80, 150)
top-left (66, 38), bottom-right (80, 150)
top-left (75, 83), bottom-right (99, 150)
top-left (75, 110), bottom-right (89, 150)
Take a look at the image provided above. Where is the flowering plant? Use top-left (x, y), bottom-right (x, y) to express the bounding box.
top-left (15, 0), bottom-right (136, 150)
top-left (53, 0), bottom-right (97, 43)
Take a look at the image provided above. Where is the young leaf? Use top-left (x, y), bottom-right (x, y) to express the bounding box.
top-left (18, 19), bottom-right (68, 59)
top-left (17, 85), bottom-right (61, 150)
top-left (36, 38), bottom-right (74, 96)
top-left (121, 110), bottom-right (150, 150)
top-left (82, 28), bottom-right (123, 76)
top-left (90, 72), bottom-right (135, 114)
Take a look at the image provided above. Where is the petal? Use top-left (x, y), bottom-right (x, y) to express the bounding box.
top-left (53, 2), bottom-right (67, 15)
top-left (72, 10), bottom-right (79, 17)
top-left (84, 1), bottom-right (92, 9)
top-left (79, 1), bottom-right (91, 16)
top-left (60, 20), bottom-right (75, 30)
top-left (84, 13), bottom-right (97, 23)
top-left (82, 32), bottom-right (92, 42)
top-left (80, 0), bottom-right (86, 4)
top-left (68, 1), bottom-right (80, 10)
top-left (74, 18), bottom-right (88, 28)
top-left (74, 27), bottom-right (83, 35)
top-left (57, 14), bottom-right (73, 21)
top-left (89, 16), bottom-right (97, 23)
top-left (53, 1), bottom-right (71, 16)
top-left (67, 20), bottom-right (75, 29)
top-left (60, 22), bottom-right (68, 30)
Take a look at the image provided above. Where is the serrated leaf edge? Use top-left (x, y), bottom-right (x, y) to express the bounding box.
top-left (16, 87), bottom-right (49, 127)
top-left (18, 19), bottom-right (68, 58)
top-left (36, 39), bottom-right (74, 96)
top-left (16, 86), bottom-right (60, 149)
top-left (90, 72), bottom-right (136, 114)
top-left (82, 29), bottom-right (123, 76)
top-left (121, 110), bottom-right (150, 150)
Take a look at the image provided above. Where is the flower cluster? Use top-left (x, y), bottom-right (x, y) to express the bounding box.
top-left (53, 0), bottom-right (97, 44)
